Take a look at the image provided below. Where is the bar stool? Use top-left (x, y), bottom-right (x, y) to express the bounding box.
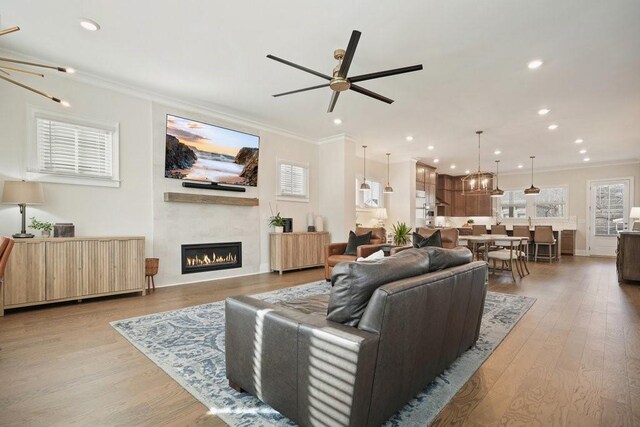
top-left (534, 226), bottom-right (556, 263)
top-left (491, 224), bottom-right (507, 235)
top-left (513, 225), bottom-right (532, 260)
top-left (472, 225), bottom-right (486, 235)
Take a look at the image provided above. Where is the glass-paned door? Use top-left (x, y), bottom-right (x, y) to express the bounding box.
top-left (589, 179), bottom-right (631, 256)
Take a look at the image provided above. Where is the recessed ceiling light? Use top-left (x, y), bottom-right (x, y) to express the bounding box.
top-left (406, 136), bottom-right (414, 142)
top-left (579, 149), bottom-right (587, 154)
top-left (427, 145), bottom-right (434, 150)
top-left (574, 139), bottom-right (584, 144)
top-left (538, 108), bottom-right (550, 115)
top-left (528, 59), bottom-right (543, 69)
top-left (60, 100), bottom-right (71, 107)
top-left (433, 158), bottom-right (439, 163)
top-left (494, 149), bottom-right (501, 155)
top-left (65, 68), bottom-right (76, 74)
top-left (333, 118), bottom-right (342, 125)
top-left (548, 124), bottom-right (558, 130)
top-left (583, 157), bottom-right (590, 162)
top-left (450, 164), bottom-right (456, 169)
top-left (465, 169), bottom-right (470, 174)
top-left (517, 164), bottom-right (524, 169)
top-left (79, 18), bottom-right (100, 31)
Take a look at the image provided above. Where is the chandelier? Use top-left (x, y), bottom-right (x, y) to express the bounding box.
top-left (462, 130), bottom-right (494, 196)
top-left (0, 26), bottom-right (74, 106)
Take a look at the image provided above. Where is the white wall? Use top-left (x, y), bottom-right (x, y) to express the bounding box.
top-left (499, 162), bottom-right (640, 252)
top-left (0, 73), bottom-right (153, 253)
top-left (0, 70), bottom-right (320, 287)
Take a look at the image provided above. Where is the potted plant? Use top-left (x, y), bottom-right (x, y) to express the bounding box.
top-left (269, 213), bottom-right (286, 233)
top-left (29, 217), bottom-right (53, 237)
top-left (463, 218), bottom-right (474, 228)
top-left (392, 221), bottom-right (412, 246)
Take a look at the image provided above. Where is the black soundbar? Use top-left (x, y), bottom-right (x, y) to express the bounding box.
top-left (181, 181), bottom-right (246, 192)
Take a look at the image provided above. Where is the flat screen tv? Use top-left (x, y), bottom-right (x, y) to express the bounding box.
top-left (164, 114), bottom-right (260, 187)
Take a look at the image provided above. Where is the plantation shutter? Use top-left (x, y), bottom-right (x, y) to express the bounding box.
top-left (279, 162), bottom-right (307, 197)
top-left (36, 117), bottom-right (114, 178)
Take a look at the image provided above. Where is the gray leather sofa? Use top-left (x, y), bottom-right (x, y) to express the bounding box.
top-left (225, 247), bottom-right (488, 426)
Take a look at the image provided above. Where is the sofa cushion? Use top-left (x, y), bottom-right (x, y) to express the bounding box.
top-left (344, 230), bottom-right (372, 256)
top-left (276, 294), bottom-right (330, 316)
top-left (424, 246), bottom-right (473, 272)
top-left (413, 230), bottom-right (442, 248)
top-left (327, 249), bottom-right (431, 326)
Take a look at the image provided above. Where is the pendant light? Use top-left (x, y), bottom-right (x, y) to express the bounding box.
top-left (524, 155), bottom-right (540, 195)
top-left (490, 160), bottom-right (504, 198)
top-left (360, 145), bottom-right (370, 191)
top-left (384, 152), bottom-right (394, 193)
top-left (462, 130), bottom-right (494, 196)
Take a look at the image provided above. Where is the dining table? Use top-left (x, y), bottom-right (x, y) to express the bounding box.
top-left (459, 234), bottom-right (530, 278)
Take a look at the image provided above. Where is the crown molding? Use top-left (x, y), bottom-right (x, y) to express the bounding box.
top-left (0, 47), bottom-right (319, 145)
top-left (500, 159), bottom-right (640, 176)
top-left (316, 133), bottom-right (359, 145)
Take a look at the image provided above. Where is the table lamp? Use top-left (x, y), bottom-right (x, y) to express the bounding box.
top-left (376, 208), bottom-right (388, 227)
top-left (1, 180), bottom-right (45, 238)
top-left (630, 207), bottom-right (640, 232)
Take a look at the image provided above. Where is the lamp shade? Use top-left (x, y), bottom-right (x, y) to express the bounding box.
top-left (630, 207), bottom-right (640, 219)
top-left (1, 181), bottom-right (44, 205)
top-left (376, 208), bottom-right (388, 220)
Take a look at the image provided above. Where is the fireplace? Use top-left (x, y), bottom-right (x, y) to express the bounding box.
top-left (181, 242), bottom-right (242, 274)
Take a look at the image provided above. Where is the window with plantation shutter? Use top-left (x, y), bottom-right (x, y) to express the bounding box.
top-left (29, 110), bottom-right (120, 187)
top-left (277, 161), bottom-right (308, 200)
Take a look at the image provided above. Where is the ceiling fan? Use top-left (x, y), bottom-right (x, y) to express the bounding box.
top-left (267, 30), bottom-right (423, 113)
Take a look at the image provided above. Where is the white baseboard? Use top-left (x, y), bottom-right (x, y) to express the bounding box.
top-left (575, 250), bottom-right (587, 256)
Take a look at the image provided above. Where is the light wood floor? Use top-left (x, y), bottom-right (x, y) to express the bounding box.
top-left (0, 256), bottom-right (638, 426)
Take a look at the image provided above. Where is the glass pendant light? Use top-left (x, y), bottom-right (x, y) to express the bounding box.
top-left (360, 145), bottom-right (370, 190)
top-left (384, 152), bottom-right (394, 193)
top-left (524, 155), bottom-right (540, 195)
top-left (490, 160), bottom-right (504, 197)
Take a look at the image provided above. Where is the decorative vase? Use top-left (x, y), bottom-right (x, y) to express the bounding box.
top-left (314, 216), bottom-right (323, 232)
top-left (274, 226), bottom-right (284, 233)
top-left (41, 230), bottom-right (50, 238)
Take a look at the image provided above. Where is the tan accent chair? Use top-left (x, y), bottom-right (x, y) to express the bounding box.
top-left (324, 227), bottom-right (387, 280)
top-left (491, 225), bottom-right (507, 235)
top-left (0, 237), bottom-right (16, 316)
top-left (390, 227), bottom-right (459, 255)
top-left (534, 225), bottom-right (556, 263)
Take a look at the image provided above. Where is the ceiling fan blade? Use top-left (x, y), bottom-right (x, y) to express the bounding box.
top-left (338, 30), bottom-right (361, 78)
top-left (327, 91), bottom-right (340, 113)
top-left (350, 84), bottom-right (394, 104)
top-left (349, 64), bottom-right (423, 83)
top-left (273, 83), bottom-right (330, 97)
top-left (266, 54), bottom-right (331, 81)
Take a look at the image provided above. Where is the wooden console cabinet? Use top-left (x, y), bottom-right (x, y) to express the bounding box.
top-left (617, 232), bottom-right (640, 283)
top-left (1, 237), bottom-right (145, 315)
top-left (270, 232), bottom-right (330, 274)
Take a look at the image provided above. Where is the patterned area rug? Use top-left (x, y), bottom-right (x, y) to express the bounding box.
top-left (111, 281), bottom-right (535, 426)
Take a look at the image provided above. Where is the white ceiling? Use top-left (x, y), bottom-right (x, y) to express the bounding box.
top-left (1, 0), bottom-right (639, 172)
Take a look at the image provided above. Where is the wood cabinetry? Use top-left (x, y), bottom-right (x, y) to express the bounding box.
top-left (560, 230), bottom-right (576, 255)
top-left (1, 237), bottom-right (145, 315)
top-left (270, 232), bottom-right (330, 274)
top-left (436, 174), bottom-right (493, 217)
top-left (617, 232), bottom-right (640, 282)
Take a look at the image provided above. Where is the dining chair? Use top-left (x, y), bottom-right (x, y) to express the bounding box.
top-left (487, 238), bottom-right (522, 280)
top-left (534, 225), bottom-right (556, 263)
top-left (513, 225), bottom-right (532, 260)
top-left (472, 225), bottom-right (486, 236)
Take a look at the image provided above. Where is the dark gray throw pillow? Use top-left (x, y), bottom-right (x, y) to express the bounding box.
top-left (425, 246), bottom-right (473, 272)
top-left (413, 230), bottom-right (442, 248)
top-left (344, 230), bottom-right (372, 256)
top-left (327, 249), bottom-right (430, 326)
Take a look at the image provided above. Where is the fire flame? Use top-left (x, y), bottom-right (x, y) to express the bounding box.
top-left (186, 252), bottom-right (237, 267)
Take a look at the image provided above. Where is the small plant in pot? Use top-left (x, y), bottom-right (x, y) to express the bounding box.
top-left (269, 213), bottom-right (286, 233)
top-left (29, 217), bottom-right (53, 237)
top-left (392, 221), bottom-right (412, 246)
